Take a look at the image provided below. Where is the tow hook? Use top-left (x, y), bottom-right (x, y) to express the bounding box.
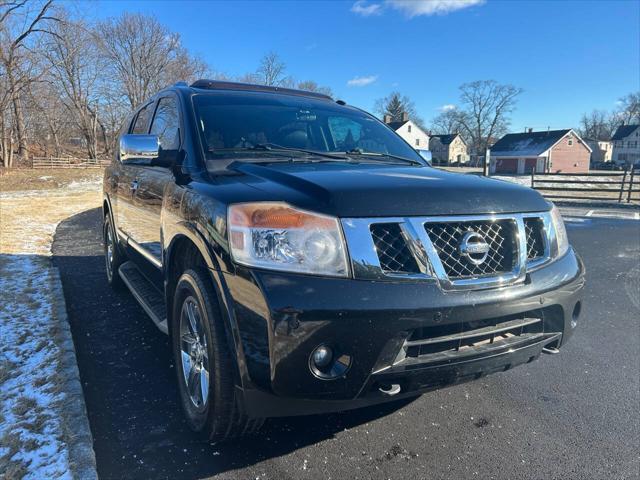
top-left (542, 346), bottom-right (560, 355)
top-left (379, 383), bottom-right (401, 396)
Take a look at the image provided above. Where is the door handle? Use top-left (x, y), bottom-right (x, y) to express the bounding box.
top-left (130, 180), bottom-right (139, 192)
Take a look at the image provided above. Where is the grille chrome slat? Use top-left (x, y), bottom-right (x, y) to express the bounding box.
top-left (402, 314), bottom-right (547, 361)
top-left (404, 317), bottom-right (542, 347)
top-left (341, 212), bottom-right (554, 290)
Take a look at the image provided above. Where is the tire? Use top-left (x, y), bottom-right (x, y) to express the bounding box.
top-left (171, 268), bottom-right (264, 441)
top-left (103, 213), bottom-right (125, 290)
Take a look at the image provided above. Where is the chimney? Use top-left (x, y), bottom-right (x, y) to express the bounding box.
top-left (383, 114), bottom-right (392, 124)
top-left (401, 112), bottom-right (409, 122)
top-left (528, 128), bottom-right (533, 133)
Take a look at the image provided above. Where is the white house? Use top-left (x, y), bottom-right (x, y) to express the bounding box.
top-left (584, 139), bottom-right (613, 163)
top-left (429, 133), bottom-right (468, 165)
top-left (611, 125), bottom-right (640, 166)
top-left (384, 113), bottom-right (429, 150)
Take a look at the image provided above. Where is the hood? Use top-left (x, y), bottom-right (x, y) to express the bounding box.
top-left (227, 162), bottom-right (550, 217)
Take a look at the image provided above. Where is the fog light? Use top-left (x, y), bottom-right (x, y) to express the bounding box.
top-left (312, 345), bottom-right (333, 368)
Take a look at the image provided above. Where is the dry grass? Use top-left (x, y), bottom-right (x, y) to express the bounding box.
top-left (0, 188), bottom-right (101, 255)
top-left (0, 430), bottom-right (29, 480)
top-left (0, 167), bottom-right (103, 192)
top-left (12, 396), bottom-right (37, 418)
top-left (0, 359), bottom-right (16, 384)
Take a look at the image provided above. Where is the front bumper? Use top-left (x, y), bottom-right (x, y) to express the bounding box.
top-left (222, 248), bottom-right (585, 418)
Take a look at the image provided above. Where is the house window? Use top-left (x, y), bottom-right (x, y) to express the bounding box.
top-left (415, 138), bottom-right (420, 146)
top-left (568, 139), bottom-right (573, 146)
top-left (407, 125), bottom-right (412, 133)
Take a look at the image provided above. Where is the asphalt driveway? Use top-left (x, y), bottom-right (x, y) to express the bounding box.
top-left (53, 208), bottom-right (640, 480)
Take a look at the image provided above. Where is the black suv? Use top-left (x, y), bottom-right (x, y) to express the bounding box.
top-left (103, 80), bottom-right (585, 441)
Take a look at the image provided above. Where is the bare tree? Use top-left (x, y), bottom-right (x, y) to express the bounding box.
top-left (25, 80), bottom-right (71, 157)
top-left (455, 80), bottom-right (522, 157)
top-left (616, 92), bottom-right (640, 125)
top-left (296, 80), bottom-right (333, 97)
top-left (42, 15), bottom-right (104, 159)
top-left (431, 108), bottom-right (463, 134)
top-left (577, 109), bottom-right (617, 140)
top-left (0, 0), bottom-right (57, 166)
top-left (254, 52), bottom-right (292, 87)
top-left (374, 92), bottom-right (424, 128)
top-left (96, 12), bottom-right (209, 108)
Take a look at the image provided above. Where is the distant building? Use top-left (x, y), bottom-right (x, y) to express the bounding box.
top-left (611, 125), bottom-right (640, 166)
top-left (429, 133), bottom-right (468, 165)
top-left (584, 139), bottom-right (613, 163)
top-left (490, 129), bottom-right (591, 174)
top-left (384, 113), bottom-right (429, 150)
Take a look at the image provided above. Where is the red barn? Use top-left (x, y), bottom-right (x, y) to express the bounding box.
top-left (490, 129), bottom-right (591, 174)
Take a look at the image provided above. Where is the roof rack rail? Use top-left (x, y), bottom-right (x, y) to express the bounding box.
top-left (189, 79), bottom-right (333, 100)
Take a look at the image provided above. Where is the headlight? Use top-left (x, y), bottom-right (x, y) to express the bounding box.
top-left (228, 202), bottom-right (349, 277)
top-left (550, 204), bottom-right (569, 258)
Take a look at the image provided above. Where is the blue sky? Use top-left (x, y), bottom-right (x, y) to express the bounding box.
top-left (90, 0), bottom-right (639, 132)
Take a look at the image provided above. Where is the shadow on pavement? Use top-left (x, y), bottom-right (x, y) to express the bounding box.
top-left (53, 207), bottom-right (413, 480)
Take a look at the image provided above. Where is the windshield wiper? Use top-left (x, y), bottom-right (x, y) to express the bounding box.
top-left (249, 143), bottom-right (351, 161)
top-left (344, 149), bottom-right (422, 165)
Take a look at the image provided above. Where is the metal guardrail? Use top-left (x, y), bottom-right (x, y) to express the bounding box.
top-left (530, 167), bottom-right (639, 203)
top-left (32, 157), bottom-right (110, 169)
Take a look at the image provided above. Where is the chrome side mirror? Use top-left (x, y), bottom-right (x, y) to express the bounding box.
top-left (120, 134), bottom-right (159, 164)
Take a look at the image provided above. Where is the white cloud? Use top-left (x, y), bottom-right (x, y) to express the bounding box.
top-left (351, 0), bottom-right (383, 17)
top-left (440, 104), bottom-right (456, 112)
top-left (387, 0), bottom-right (485, 17)
top-left (347, 75), bottom-right (379, 87)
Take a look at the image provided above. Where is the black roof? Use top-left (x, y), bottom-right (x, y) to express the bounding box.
top-left (189, 79), bottom-right (333, 101)
top-left (431, 134), bottom-right (459, 145)
top-left (611, 124), bottom-right (639, 140)
top-left (491, 129), bottom-right (572, 156)
top-left (385, 120), bottom-right (409, 131)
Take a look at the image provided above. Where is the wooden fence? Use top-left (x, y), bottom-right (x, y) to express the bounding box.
top-left (530, 167), bottom-right (639, 204)
top-left (32, 157), bottom-right (110, 169)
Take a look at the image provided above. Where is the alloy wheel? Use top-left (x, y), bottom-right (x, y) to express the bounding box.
top-left (179, 297), bottom-right (210, 410)
top-left (105, 223), bottom-right (114, 280)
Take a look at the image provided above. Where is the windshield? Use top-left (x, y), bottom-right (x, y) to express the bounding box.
top-left (192, 93), bottom-right (423, 165)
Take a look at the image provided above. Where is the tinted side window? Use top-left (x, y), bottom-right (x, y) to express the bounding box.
top-left (150, 97), bottom-right (180, 150)
top-left (131, 103), bottom-right (153, 134)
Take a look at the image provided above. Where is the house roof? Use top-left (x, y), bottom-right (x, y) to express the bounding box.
top-left (491, 129), bottom-right (573, 157)
top-left (611, 124), bottom-right (639, 141)
top-left (431, 134), bottom-right (460, 145)
top-left (385, 120), bottom-right (409, 131)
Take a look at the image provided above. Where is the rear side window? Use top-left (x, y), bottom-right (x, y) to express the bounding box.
top-left (150, 97), bottom-right (180, 150)
top-left (131, 103), bottom-right (153, 134)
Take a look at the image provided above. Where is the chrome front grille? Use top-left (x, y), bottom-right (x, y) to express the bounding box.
top-left (370, 223), bottom-right (419, 274)
top-left (341, 212), bottom-right (554, 290)
top-left (423, 220), bottom-right (516, 279)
